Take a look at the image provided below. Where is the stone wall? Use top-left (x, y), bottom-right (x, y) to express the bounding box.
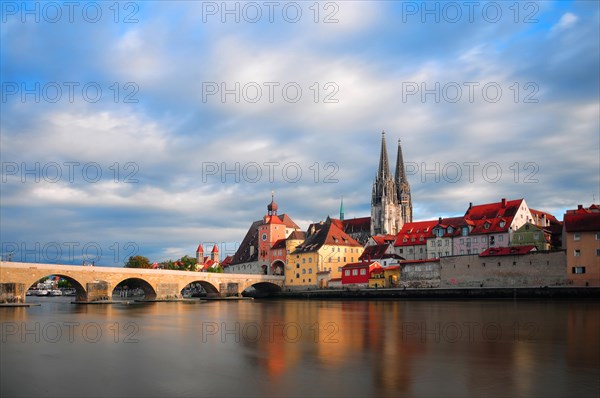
top-left (440, 250), bottom-right (567, 288)
top-left (400, 261), bottom-right (441, 288)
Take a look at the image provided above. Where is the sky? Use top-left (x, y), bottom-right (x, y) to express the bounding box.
top-left (1, 0), bottom-right (599, 266)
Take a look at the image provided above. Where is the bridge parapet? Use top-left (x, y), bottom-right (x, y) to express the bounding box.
top-left (0, 261), bottom-right (285, 302)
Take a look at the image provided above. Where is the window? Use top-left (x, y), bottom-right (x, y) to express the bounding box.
top-left (302, 269), bottom-right (306, 274)
top-left (338, 257), bottom-right (340, 262)
top-left (302, 258), bottom-right (306, 264)
top-left (445, 251), bottom-right (449, 256)
top-left (343, 257), bottom-right (346, 262)
top-left (499, 221), bottom-right (506, 228)
top-left (574, 233), bottom-right (581, 241)
top-left (352, 269), bottom-right (358, 276)
top-left (572, 267), bottom-right (586, 274)
top-left (462, 227), bottom-right (469, 236)
top-left (447, 227), bottom-right (453, 234)
top-left (409, 248), bottom-right (414, 254)
top-left (484, 222), bottom-right (490, 230)
top-left (338, 267), bottom-right (341, 272)
top-left (296, 273), bottom-right (300, 278)
top-left (430, 241), bottom-right (435, 247)
top-left (360, 269), bottom-right (366, 275)
top-left (498, 235), bottom-right (504, 242)
top-left (460, 238), bottom-right (464, 244)
top-left (533, 233), bottom-right (539, 241)
top-left (460, 250), bottom-right (464, 255)
top-left (399, 248), bottom-right (404, 254)
top-left (345, 270), bottom-right (350, 276)
top-left (597, 249), bottom-right (600, 256)
top-left (482, 236), bottom-right (487, 243)
top-left (309, 258), bottom-right (312, 263)
top-left (473, 249), bottom-right (478, 254)
top-left (518, 235), bottom-right (523, 241)
top-left (437, 240), bottom-right (442, 247)
top-left (473, 237), bottom-right (478, 243)
top-left (308, 279), bottom-right (311, 282)
top-left (574, 250), bottom-right (581, 257)
top-left (445, 239), bottom-right (449, 246)
top-left (296, 264), bottom-right (300, 268)
top-left (596, 232), bottom-right (600, 240)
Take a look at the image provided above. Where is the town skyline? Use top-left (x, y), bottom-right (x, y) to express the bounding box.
top-left (1, 1), bottom-right (598, 265)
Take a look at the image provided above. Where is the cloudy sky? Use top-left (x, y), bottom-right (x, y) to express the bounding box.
top-left (1, 0), bottom-right (598, 266)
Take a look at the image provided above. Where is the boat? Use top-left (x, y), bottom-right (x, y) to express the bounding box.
top-left (49, 289), bottom-right (63, 296)
top-left (36, 289), bottom-right (48, 296)
top-left (26, 289), bottom-right (35, 296)
top-left (63, 289), bottom-right (76, 296)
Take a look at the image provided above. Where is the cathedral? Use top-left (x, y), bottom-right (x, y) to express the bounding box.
top-left (371, 131), bottom-right (413, 235)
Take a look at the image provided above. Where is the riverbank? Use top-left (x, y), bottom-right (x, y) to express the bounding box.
top-left (275, 286), bottom-right (600, 299)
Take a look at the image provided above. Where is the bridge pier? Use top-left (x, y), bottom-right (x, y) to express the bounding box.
top-left (0, 283), bottom-right (25, 303)
top-left (155, 283), bottom-right (179, 300)
top-left (219, 282), bottom-right (241, 297)
top-left (86, 281), bottom-right (111, 302)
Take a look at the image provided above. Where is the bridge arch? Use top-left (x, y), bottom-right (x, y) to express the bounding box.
top-left (112, 277), bottom-right (157, 300)
top-left (180, 280), bottom-right (220, 297)
top-left (242, 281), bottom-right (282, 298)
top-left (24, 273), bottom-right (87, 302)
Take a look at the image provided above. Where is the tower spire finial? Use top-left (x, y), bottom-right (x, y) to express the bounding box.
top-left (340, 195), bottom-right (345, 221)
top-left (377, 130), bottom-right (391, 179)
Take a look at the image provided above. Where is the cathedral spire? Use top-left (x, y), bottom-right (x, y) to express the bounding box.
top-left (340, 196), bottom-right (345, 221)
top-left (377, 131), bottom-right (391, 179)
top-left (395, 139), bottom-right (407, 184)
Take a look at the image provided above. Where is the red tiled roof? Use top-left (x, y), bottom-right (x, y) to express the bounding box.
top-left (342, 261), bottom-right (381, 269)
top-left (211, 244), bottom-right (219, 253)
top-left (293, 220), bottom-right (362, 254)
top-left (529, 208), bottom-right (560, 225)
top-left (196, 245), bottom-right (203, 253)
top-left (479, 245), bottom-right (536, 257)
top-left (288, 230), bottom-right (306, 240)
top-left (465, 198), bottom-right (524, 235)
top-left (371, 234), bottom-right (396, 245)
top-left (265, 215), bottom-right (283, 224)
top-left (220, 256), bottom-right (233, 267)
top-left (394, 220), bottom-right (438, 246)
top-left (564, 212), bottom-right (600, 232)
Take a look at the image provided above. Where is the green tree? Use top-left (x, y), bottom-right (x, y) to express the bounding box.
top-left (125, 255), bottom-right (151, 269)
top-left (206, 265), bottom-right (224, 273)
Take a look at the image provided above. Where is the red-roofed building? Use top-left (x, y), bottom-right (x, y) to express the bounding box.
top-left (393, 220), bottom-right (438, 260)
top-left (452, 198), bottom-right (534, 256)
top-left (226, 193), bottom-right (302, 276)
top-left (429, 216), bottom-right (468, 259)
top-left (563, 204), bottom-right (600, 286)
top-left (359, 242), bottom-right (403, 266)
top-left (288, 218), bottom-right (364, 288)
top-left (341, 261), bottom-right (381, 287)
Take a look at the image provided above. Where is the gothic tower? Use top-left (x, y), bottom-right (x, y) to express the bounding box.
top-left (371, 132), bottom-right (400, 235)
top-left (371, 132), bottom-right (412, 236)
top-left (395, 139), bottom-right (413, 225)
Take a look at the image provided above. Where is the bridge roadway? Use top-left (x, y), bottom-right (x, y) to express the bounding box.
top-left (0, 261), bottom-right (284, 303)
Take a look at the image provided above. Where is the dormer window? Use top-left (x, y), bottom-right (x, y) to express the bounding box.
top-left (462, 227), bottom-right (469, 236)
top-left (437, 229), bottom-right (444, 238)
top-left (499, 220), bottom-right (506, 228)
top-left (403, 238), bottom-right (408, 243)
top-left (447, 227), bottom-right (453, 234)
top-left (484, 222), bottom-right (490, 230)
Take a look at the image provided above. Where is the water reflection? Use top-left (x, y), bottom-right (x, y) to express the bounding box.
top-left (1, 297), bottom-right (598, 397)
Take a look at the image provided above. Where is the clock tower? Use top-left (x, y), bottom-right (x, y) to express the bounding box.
top-left (258, 192), bottom-right (286, 274)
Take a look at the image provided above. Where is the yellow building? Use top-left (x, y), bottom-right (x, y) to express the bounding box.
top-left (563, 205), bottom-right (600, 286)
top-left (368, 266), bottom-right (401, 288)
top-left (286, 219), bottom-right (364, 288)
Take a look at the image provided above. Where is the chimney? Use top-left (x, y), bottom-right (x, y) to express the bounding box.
top-left (501, 198), bottom-right (506, 208)
top-left (438, 217), bottom-right (442, 224)
top-left (469, 202), bottom-right (472, 209)
top-left (577, 204), bottom-right (583, 210)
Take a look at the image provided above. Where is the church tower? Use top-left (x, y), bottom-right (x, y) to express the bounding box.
top-left (395, 139), bottom-right (413, 225)
top-left (371, 132), bottom-right (412, 236)
top-left (371, 132), bottom-right (400, 235)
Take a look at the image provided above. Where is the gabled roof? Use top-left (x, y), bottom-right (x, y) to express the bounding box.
top-left (329, 217), bottom-right (371, 234)
top-left (529, 208), bottom-right (560, 226)
top-left (465, 198), bottom-right (524, 235)
top-left (279, 214), bottom-right (300, 230)
top-left (480, 245), bottom-right (536, 257)
top-left (220, 256), bottom-right (233, 267)
top-left (211, 244), bottom-right (219, 253)
top-left (293, 220), bottom-right (362, 254)
top-left (433, 217), bottom-right (468, 237)
top-left (371, 234), bottom-right (396, 245)
top-left (287, 230), bottom-right (306, 241)
top-left (394, 220), bottom-right (438, 246)
top-left (359, 243), bottom-right (401, 261)
top-left (196, 245), bottom-right (203, 253)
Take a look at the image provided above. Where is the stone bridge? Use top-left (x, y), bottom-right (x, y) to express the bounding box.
top-left (0, 261), bottom-right (284, 303)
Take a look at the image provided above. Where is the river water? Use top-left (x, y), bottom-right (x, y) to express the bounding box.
top-left (1, 297), bottom-right (599, 398)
